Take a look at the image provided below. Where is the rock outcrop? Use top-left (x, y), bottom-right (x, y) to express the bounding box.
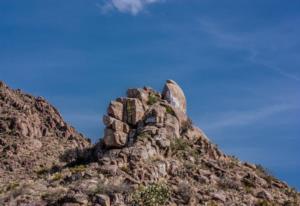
top-left (162, 80), bottom-right (187, 113)
top-left (0, 81), bottom-right (91, 184)
top-left (0, 80), bottom-right (299, 206)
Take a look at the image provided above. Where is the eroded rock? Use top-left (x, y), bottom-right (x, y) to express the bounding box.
top-left (162, 80), bottom-right (187, 113)
top-left (103, 128), bottom-right (128, 148)
top-left (107, 101), bottom-right (124, 121)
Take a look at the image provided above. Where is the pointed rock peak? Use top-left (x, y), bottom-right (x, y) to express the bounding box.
top-left (162, 79), bottom-right (187, 113)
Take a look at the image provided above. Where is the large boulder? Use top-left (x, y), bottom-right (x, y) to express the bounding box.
top-left (164, 113), bottom-right (180, 138)
top-left (127, 88), bottom-right (149, 104)
top-left (103, 115), bottom-right (130, 133)
top-left (107, 101), bottom-right (123, 121)
top-left (103, 128), bottom-right (128, 148)
top-left (144, 104), bottom-right (166, 126)
top-left (162, 80), bottom-right (187, 113)
top-left (124, 98), bottom-right (144, 125)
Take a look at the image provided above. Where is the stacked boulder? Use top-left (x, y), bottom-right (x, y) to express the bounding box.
top-left (102, 80), bottom-right (190, 148)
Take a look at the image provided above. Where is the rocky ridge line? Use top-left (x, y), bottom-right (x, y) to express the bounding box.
top-left (0, 81), bottom-right (91, 184)
top-left (0, 80), bottom-right (299, 206)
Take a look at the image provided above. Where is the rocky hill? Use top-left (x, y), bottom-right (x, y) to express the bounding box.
top-left (0, 81), bottom-right (91, 185)
top-left (0, 80), bottom-right (299, 206)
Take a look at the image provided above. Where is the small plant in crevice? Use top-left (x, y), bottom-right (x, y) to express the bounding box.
top-left (5, 181), bottom-right (19, 192)
top-left (165, 106), bottom-right (175, 116)
top-left (170, 138), bottom-right (190, 153)
top-left (255, 164), bottom-right (276, 184)
top-left (69, 164), bottom-right (86, 174)
top-left (51, 172), bottom-right (63, 181)
top-left (256, 199), bottom-right (274, 206)
top-left (35, 167), bottom-right (49, 177)
top-left (137, 132), bottom-right (152, 141)
top-left (132, 183), bottom-right (170, 206)
top-left (147, 93), bottom-right (159, 105)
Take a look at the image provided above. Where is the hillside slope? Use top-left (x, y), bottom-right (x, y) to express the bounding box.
top-left (0, 80), bottom-right (299, 206)
top-left (0, 81), bottom-right (91, 185)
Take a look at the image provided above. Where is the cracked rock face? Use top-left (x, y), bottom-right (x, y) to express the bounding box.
top-left (162, 80), bottom-right (187, 114)
top-left (102, 80), bottom-right (188, 148)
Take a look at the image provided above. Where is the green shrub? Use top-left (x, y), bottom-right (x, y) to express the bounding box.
top-left (92, 183), bottom-right (131, 195)
top-left (147, 93), bottom-right (158, 105)
top-left (170, 138), bottom-right (200, 160)
top-left (69, 165), bottom-right (86, 174)
top-left (256, 164), bottom-right (272, 176)
top-left (165, 106), bottom-right (175, 116)
top-left (244, 185), bottom-right (253, 194)
top-left (256, 200), bottom-right (274, 206)
top-left (52, 173), bottom-right (63, 181)
top-left (35, 167), bottom-right (49, 176)
top-left (207, 201), bottom-right (218, 206)
top-left (120, 165), bottom-right (130, 173)
top-left (132, 183), bottom-right (170, 206)
top-left (170, 138), bottom-right (190, 152)
top-left (256, 164), bottom-right (276, 184)
top-left (6, 182), bottom-right (19, 191)
top-left (138, 132), bottom-right (152, 141)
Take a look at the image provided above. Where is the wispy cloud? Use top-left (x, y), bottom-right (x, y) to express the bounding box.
top-left (202, 103), bottom-right (299, 131)
top-left (198, 18), bottom-right (300, 82)
top-left (98, 0), bottom-right (162, 15)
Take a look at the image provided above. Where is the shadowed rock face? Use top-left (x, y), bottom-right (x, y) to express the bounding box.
top-left (162, 80), bottom-right (187, 114)
top-left (0, 80), bottom-right (299, 206)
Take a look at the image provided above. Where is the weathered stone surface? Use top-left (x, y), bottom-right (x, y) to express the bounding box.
top-left (127, 88), bottom-right (149, 103)
top-left (124, 98), bottom-right (144, 125)
top-left (95, 194), bottom-right (110, 206)
top-left (164, 113), bottom-right (180, 138)
top-left (144, 104), bottom-right (165, 126)
top-left (107, 101), bottom-right (123, 121)
top-left (103, 128), bottom-right (127, 147)
top-left (212, 191), bottom-right (226, 202)
top-left (154, 128), bottom-right (170, 148)
top-left (162, 80), bottom-right (187, 113)
top-left (103, 115), bottom-right (130, 133)
top-left (138, 126), bottom-right (158, 136)
top-left (184, 126), bottom-right (208, 140)
top-left (256, 190), bottom-right (273, 201)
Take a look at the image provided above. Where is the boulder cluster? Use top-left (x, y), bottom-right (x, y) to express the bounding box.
top-left (102, 80), bottom-right (190, 148)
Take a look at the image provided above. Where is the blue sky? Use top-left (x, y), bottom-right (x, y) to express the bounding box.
top-left (1, 0), bottom-right (300, 189)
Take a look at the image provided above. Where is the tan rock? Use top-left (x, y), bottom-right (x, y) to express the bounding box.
top-left (256, 190), bottom-right (273, 201)
top-left (164, 113), bottom-right (180, 138)
top-left (107, 101), bottom-right (123, 121)
top-left (212, 191), bottom-right (226, 202)
top-left (124, 98), bottom-right (144, 125)
top-left (103, 115), bottom-right (130, 133)
top-left (103, 128), bottom-right (127, 147)
top-left (127, 88), bottom-right (149, 103)
top-left (144, 104), bottom-right (165, 126)
top-left (162, 80), bottom-right (187, 113)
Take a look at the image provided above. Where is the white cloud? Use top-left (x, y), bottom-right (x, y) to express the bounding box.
top-left (99, 0), bottom-right (162, 15)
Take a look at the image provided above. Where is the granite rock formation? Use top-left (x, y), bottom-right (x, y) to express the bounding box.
top-left (0, 80), bottom-right (299, 206)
